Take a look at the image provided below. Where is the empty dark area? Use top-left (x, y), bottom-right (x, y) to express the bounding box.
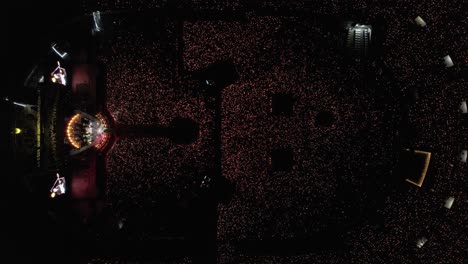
top-left (270, 148), bottom-right (294, 172)
top-left (271, 93), bottom-right (294, 116)
top-left (315, 111), bottom-right (336, 127)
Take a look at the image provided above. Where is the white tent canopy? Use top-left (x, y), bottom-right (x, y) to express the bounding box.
top-left (444, 197), bottom-right (455, 209)
top-left (414, 16), bottom-right (427, 27)
top-left (460, 101), bottom-right (467, 114)
top-left (460, 150), bottom-right (467, 163)
top-left (443, 55), bottom-right (454, 67)
top-left (416, 237), bottom-right (428, 248)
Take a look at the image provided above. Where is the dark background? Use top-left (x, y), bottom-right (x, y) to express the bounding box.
top-left (2, 1), bottom-right (81, 262)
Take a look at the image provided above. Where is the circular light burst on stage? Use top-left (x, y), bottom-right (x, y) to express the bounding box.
top-left (66, 111), bottom-right (112, 152)
top-left (94, 112), bottom-right (111, 151)
top-left (66, 113), bottom-right (82, 149)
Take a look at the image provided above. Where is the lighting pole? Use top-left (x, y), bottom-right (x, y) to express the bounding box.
top-left (4, 97), bottom-right (37, 108)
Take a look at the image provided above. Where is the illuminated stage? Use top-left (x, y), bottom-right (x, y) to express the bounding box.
top-left (66, 110), bottom-right (112, 155)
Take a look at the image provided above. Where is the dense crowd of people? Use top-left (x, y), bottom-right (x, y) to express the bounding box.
top-left (98, 19), bottom-right (217, 242)
top-left (188, 15), bottom-right (399, 262)
top-left (81, 0), bottom-right (466, 263)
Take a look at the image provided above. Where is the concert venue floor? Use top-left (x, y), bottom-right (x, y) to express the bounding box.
top-left (5, 1), bottom-right (466, 264)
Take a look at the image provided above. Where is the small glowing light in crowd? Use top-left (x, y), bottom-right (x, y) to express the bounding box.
top-left (443, 55), bottom-right (454, 68)
top-left (15, 128), bottom-right (22, 134)
top-left (50, 173), bottom-right (66, 198)
top-left (416, 237), bottom-right (428, 248)
top-left (460, 150), bottom-right (467, 163)
top-left (414, 16), bottom-right (427, 27)
top-left (39, 76), bottom-right (45, 83)
top-left (118, 219), bottom-right (124, 229)
top-left (200, 175), bottom-right (212, 189)
top-left (205, 79), bottom-right (215, 86)
top-left (444, 197), bottom-right (455, 209)
top-left (460, 101), bottom-right (467, 114)
top-left (51, 43), bottom-right (68, 58)
top-left (50, 61), bottom-right (67, 86)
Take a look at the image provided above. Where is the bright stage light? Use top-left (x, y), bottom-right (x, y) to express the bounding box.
top-left (50, 61), bottom-right (67, 86)
top-left (67, 114), bottom-right (82, 148)
top-left (50, 173), bottom-right (66, 198)
top-left (51, 43), bottom-right (68, 58)
top-left (66, 111), bottom-right (111, 153)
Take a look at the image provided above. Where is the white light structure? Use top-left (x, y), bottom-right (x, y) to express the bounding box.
top-left (460, 150), bottom-right (467, 163)
top-left (50, 173), bottom-right (66, 198)
top-left (416, 237), bottom-right (428, 248)
top-left (92, 11), bottom-right (103, 33)
top-left (51, 43), bottom-right (68, 58)
top-left (460, 101), bottom-right (467, 114)
top-left (200, 175), bottom-right (212, 189)
top-left (444, 197), bottom-right (455, 209)
top-left (414, 16), bottom-right (427, 27)
top-left (346, 23), bottom-right (372, 58)
top-left (50, 61), bottom-right (67, 86)
top-left (39, 76), bottom-right (45, 83)
top-left (443, 55), bottom-right (454, 68)
top-left (4, 97), bottom-right (36, 108)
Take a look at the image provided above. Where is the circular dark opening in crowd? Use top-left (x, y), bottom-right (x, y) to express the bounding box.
top-left (168, 117), bottom-right (200, 145)
top-left (315, 111), bottom-right (336, 127)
